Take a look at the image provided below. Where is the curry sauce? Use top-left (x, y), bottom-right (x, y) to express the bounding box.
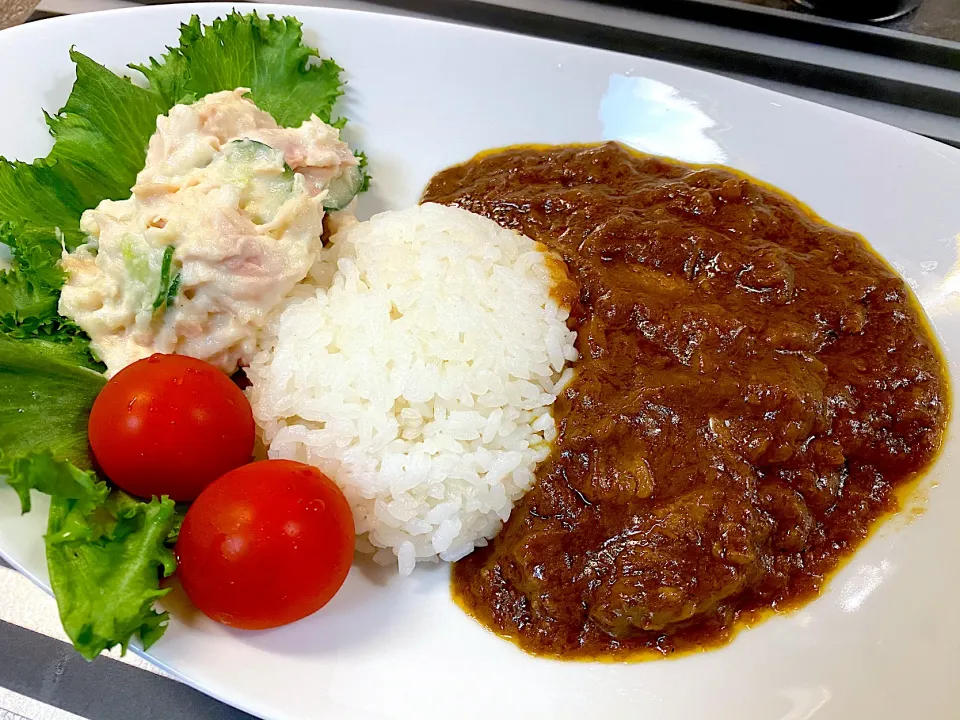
top-left (423, 142), bottom-right (949, 658)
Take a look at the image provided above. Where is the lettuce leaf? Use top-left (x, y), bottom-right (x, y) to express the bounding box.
top-left (45, 50), bottom-right (169, 211)
top-left (0, 237), bottom-right (59, 328)
top-left (132, 11), bottom-right (345, 127)
top-left (166, 505), bottom-right (187, 546)
top-left (0, 223), bottom-right (103, 368)
top-left (0, 164), bottom-right (86, 249)
top-left (10, 453), bottom-right (177, 660)
top-left (4, 449), bottom-right (104, 516)
top-left (47, 489), bottom-right (176, 660)
top-left (0, 334), bottom-right (105, 476)
top-left (0, 50), bottom-right (159, 255)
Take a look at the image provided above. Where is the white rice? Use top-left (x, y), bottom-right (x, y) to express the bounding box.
top-left (246, 203), bottom-right (578, 574)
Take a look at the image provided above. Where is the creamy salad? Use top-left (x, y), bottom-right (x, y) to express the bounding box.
top-left (59, 89), bottom-right (361, 376)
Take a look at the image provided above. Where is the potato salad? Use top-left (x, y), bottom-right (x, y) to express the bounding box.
top-left (59, 89), bottom-right (361, 376)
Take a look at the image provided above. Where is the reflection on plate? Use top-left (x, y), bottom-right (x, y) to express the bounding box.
top-left (601, 75), bottom-right (727, 163)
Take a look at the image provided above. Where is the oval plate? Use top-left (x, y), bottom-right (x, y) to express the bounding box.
top-left (1, 4), bottom-right (959, 719)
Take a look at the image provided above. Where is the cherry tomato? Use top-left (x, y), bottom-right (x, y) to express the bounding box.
top-left (175, 460), bottom-right (355, 630)
top-left (88, 354), bottom-right (255, 502)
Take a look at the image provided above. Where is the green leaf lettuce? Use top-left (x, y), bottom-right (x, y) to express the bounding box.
top-left (132, 12), bottom-right (346, 127)
top-left (9, 453), bottom-right (177, 660)
top-left (0, 334), bottom-right (105, 476)
top-left (47, 485), bottom-right (177, 660)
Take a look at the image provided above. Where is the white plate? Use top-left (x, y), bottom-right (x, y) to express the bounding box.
top-left (2, 4), bottom-right (959, 719)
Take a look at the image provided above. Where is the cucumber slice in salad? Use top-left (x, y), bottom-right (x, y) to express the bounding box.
top-left (222, 139), bottom-right (363, 214)
top-left (323, 163), bottom-right (363, 211)
top-left (221, 140), bottom-right (297, 224)
top-left (222, 138), bottom-right (279, 166)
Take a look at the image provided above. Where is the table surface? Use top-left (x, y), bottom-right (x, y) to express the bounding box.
top-left (0, 554), bottom-right (255, 720)
top-left (739, 0), bottom-right (960, 41)
top-left (2, 1), bottom-right (959, 719)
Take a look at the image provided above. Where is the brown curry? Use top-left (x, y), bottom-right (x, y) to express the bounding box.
top-left (422, 142), bottom-right (949, 658)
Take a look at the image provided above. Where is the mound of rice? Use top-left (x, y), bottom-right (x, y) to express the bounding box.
top-left (246, 203), bottom-right (578, 574)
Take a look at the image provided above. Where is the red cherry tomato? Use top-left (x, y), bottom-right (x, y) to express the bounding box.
top-left (88, 354), bottom-right (255, 502)
top-left (175, 460), bottom-right (355, 630)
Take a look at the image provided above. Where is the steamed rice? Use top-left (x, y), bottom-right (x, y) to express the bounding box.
top-left (246, 203), bottom-right (577, 574)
